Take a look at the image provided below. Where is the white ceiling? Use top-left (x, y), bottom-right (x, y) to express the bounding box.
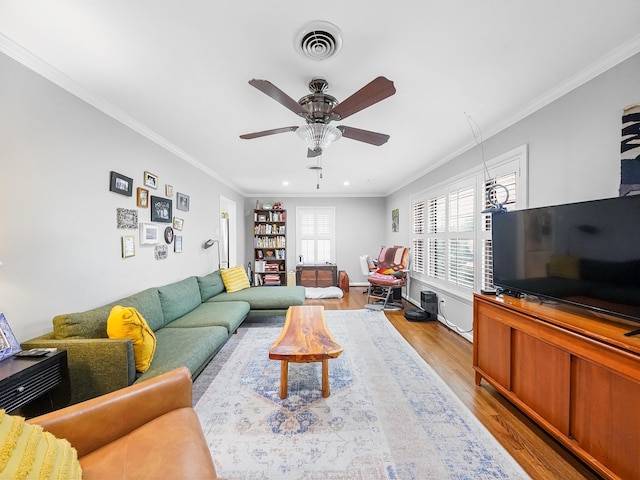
top-left (1, 1), bottom-right (639, 197)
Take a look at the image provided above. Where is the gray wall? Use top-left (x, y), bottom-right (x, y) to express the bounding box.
top-left (0, 52), bottom-right (245, 341)
top-left (386, 52), bottom-right (640, 340)
top-left (2, 45), bottom-right (637, 345)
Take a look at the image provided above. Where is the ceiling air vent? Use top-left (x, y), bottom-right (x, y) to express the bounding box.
top-left (294, 21), bottom-right (343, 61)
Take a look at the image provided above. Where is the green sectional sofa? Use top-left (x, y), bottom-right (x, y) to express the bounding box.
top-left (22, 271), bottom-right (305, 405)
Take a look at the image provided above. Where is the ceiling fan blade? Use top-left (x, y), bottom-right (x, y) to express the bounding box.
top-left (239, 126), bottom-right (298, 140)
top-left (336, 126), bottom-right (390, 146)
top-left (329, 76), bottom-right (396, 121)
top-left (248, 79), bottom-right (307, 117)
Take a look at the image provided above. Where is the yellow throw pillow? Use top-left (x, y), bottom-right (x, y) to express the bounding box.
top-left (107, 306), bottom-right (156, 373)
top-left (220, 266), bottom-right (251, 293)
top-left (0, 409), bottom-right (82, 480)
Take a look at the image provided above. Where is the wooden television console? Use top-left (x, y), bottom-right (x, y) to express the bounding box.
top-left (473, 293), bottom-right (640, 480)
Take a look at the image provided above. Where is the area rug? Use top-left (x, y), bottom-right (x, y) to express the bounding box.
top-left (194, 309), bottom-right (530, 479)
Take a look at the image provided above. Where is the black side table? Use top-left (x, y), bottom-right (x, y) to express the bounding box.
top-left (0, 350), bottom-right (69, 417)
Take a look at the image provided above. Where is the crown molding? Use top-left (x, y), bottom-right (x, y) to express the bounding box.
top-left (0, 33), bottom-right (242, 194)
top-left (387, 33), bottom-right (640, 197)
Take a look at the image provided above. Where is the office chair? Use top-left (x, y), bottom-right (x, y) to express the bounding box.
top-left (365, 246), bottom-right (410, 311)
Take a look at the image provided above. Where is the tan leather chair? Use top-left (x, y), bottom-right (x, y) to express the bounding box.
top-left (28, 366), bottom-right (221, 480)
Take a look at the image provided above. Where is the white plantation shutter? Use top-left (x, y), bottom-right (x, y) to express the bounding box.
top-left (481, 171), bottom-right (517, 290)
top-left (410, 144), bottom-right (527, 295)
top-left (412, 201), bottom-right (425, 274)
top-left (296, 207), bottom-right (335, 263)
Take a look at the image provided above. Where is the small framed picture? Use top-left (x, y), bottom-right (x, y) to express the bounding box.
top-left (121, 235), bottom-right (136, 258)
top-left (109, 171), bottom-right (133, 196)
top-left (155, 244), bottom-right (168, 260)
top-left (174, 235), bottom-right (183, 253)
top-left (117, 208), bottom-right (138, 229)
top-left (140, 223), bottom-right (159, 245)
top-left (165, 184), bottom-right (173, 197)
top-left (258, 214), bottom-right (266, 222)
top-left (0, 313), bottom-right (22, 360)
top-left (144, 171), bottom-right (158, 189)
top-left (176, 192), bottom-right (190, 211)
top-left (150, 196), bottom-right (172, 223)
top-left (173, 217), bottom-right (184, 231)
top-left (164, 226), bottom-right (174, 244)
top-left (137, 187), bottom-right (149, 208)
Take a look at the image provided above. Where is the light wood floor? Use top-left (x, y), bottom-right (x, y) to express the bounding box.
top-left (304, 291), bottom-right (601, 480)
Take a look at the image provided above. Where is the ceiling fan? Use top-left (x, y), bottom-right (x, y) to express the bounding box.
top-left (239, 76), bottom-right (396, 157)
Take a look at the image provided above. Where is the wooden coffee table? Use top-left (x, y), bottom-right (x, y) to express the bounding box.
top-left (269, 306), bottom-right (343, 399)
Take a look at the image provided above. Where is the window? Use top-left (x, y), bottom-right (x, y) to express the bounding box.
top-left (410, 145), bottom-right (528, 296)
top-left (296, 207), bottom-right (336, 263)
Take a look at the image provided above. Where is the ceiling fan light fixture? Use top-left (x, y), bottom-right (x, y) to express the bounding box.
top-left (296, 124), bottom-right (342, 153)
top-left (294, 21), bottom-right (343, 61)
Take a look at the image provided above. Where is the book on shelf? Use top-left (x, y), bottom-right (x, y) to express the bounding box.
top-left (254, 260), bottom-right (266, 273)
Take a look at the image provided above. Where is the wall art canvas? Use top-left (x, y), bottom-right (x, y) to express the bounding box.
top-left (155, 244), bottom-right (168, 260)
top-left (620, 104), bottom-right (640, 196)
top-left (392, 208), bottom-right (399, 232)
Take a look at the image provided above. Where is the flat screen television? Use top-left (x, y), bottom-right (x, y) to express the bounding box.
top-left (491, 195), bottom-right (640, 324)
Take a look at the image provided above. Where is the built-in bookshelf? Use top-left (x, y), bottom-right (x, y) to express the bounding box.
top-left (253, 209), bottom-right (286, 286)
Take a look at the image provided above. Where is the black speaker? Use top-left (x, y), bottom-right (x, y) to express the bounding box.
top-left (420, 291), bottom-right (438, 320)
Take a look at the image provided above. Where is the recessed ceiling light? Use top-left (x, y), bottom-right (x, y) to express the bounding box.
top-left (343, 181), bottom-right (350, 186)
top-left (283, 181), bottom-right (289, 186)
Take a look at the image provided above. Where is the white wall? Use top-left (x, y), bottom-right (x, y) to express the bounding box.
top-left (245, 196), bottom-right (386, 285)
top-left (0, 52), bottom-right (245, 341)
top-left (386, 52), bottom-right (640, 339)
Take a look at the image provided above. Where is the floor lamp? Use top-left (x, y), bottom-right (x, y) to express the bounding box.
top-left (203, 239), bottom-right (220, 270)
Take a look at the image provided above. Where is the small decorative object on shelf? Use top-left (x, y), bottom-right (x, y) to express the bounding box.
top-left (253, 208), bottom-right (287, 286)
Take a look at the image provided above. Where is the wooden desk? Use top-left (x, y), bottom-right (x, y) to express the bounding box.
top-left (269, 306), bottom-right (343, 398)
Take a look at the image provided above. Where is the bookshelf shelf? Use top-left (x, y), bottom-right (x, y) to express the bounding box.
top-left (253, 209), bottom-right (287, 286)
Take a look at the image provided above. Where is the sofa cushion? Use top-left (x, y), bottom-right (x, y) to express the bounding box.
top-left (165, 301), bottom-right (250, 334)
top-left (107, 306), bottom-right (156, 373)
top-left (220, 266), bottom-right (250, 293)
top-left (78, 408), bottom-right (213, 480)
top-left (135, 326), bottom-right (228, 383)
top-left (53, 288), bottom-right (163, 339)
top-left (0, 409), bottom-right (82, 479)
top-left (196, 270), bottom-right (225, 301)
top-left (157, 277), bottom-right (202, 325)
top-left (208, 285), bottom-right (305, 310)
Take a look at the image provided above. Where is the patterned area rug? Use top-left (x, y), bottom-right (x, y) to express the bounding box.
top-left (194, 309), bottom-right (530, 479)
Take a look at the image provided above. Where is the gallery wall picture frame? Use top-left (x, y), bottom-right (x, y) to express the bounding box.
top-left (150, 196), bottom-right (172, 223)
top-left (164, 226), bottom-right (174, 244)
top-left (176, 192), bottom-right (190, 211)
top-left (392, 208), bottom-right (399, 232)
top-left (139, 223), bottom-right (160, 245)
top-left (165, 184), bottom-right (173, 197)
top-left (137, 187), bottom-right (149, 208)
top-left (155, 244), bottom-right (168, 260)
top-left (121, 235), bottom-right (136, 258)
top-left (174, 235), bottom-right (183, 253)
top-left (109, 171), bottom-right (133, 196)
top-left (144, 171), bottom-right (158, 189)
top-left (117, 208), bottom-right (138, 229)
top-left (0, 313), bottom-right (22, 360)
top-left (173, 217), bottom-right (184, 231)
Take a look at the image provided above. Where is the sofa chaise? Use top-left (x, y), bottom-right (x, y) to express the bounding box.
top-left (22, 270), bottom-right (305, 405)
